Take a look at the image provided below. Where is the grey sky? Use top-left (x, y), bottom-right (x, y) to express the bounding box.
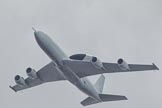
top-left (0, 0), bottom-right (162, 107)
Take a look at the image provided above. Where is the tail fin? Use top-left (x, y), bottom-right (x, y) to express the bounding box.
top-left (80, 94), bottom-right (127, 106)
top-left (95, 74), bottom-right (105, 93)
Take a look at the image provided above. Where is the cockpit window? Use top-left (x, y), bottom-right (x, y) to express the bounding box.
top-left (69, 54), bottom-right (86, 60)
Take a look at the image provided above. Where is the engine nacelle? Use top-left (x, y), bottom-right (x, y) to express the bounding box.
top-left (26, 67), bottom-right (37, 79)
top-left (91, 56), bottom-right (103, 69)
top-left (15, 75), bottom-right (26, 86)
top-left (117, 58), bottom-right (130, 70)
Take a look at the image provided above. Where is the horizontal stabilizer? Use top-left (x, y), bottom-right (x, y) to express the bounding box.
top-left (81, 97), bottom-right (99, 106)
top-left (99, 94), bottom-right (128, 102)
top-left (81, 94), bottom-right (127, 106)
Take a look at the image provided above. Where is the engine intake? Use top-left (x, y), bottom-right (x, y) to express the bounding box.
top-left (15, 75), bottom-right (26, 86)
top-left (117, 58), bottom-right (130, 70)
top-left (91, 56), bottom-right (103, 69)
top-left (26, 67), bottom-right (37, 79)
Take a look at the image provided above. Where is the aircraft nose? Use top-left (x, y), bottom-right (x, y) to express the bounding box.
top-left (34, 30), bottom-right (45, 39)
top-left (33, 30), bottom-right (50, 50)
top-left (34, 31), bottom-right (39, 39)
top-left (32, 28), bottom-right (43, 40)
top-left (34, 31), bottom-right (40, 41)
top-left (34, 31), bottom-right (45, 45)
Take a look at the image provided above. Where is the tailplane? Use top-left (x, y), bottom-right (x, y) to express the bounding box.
top-left (81, 94), bottom-right (127, 106)
top-left (81, 97), bottom-right (99, 106)
top-left (99, 94), bottom-right (127, 102)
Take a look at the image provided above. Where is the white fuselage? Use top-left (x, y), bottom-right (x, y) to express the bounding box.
top-left (34, 31), bottom-right (101, 101)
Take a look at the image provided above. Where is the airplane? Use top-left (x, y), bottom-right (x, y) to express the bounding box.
top-left (10, 28), bottom-right (159, 106)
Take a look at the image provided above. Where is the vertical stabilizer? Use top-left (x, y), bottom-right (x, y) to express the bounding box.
top-left (94, 74), bottom-right (105, 93)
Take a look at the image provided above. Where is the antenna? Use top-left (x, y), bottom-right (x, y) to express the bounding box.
top-left (32, 27), bottom-right (36, 32)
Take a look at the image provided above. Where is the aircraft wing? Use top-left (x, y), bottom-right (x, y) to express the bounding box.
top-left (63, 60), bottom-right (159, 78)
top-left (10, 62), bottom-right (65, 92)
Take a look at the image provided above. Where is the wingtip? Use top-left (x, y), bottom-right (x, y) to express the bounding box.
top-left (152, 63), bottom-right (159, 70)
top-left (124, 96), bottom-right (128, 100)
top-left (9, 86), bottom-right (17, 92)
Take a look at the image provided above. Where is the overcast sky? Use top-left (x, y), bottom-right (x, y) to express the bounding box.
top-left (0, 0), bottom-right (162, 108)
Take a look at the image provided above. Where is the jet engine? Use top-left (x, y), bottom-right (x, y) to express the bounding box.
top-left (26, 67), bottom-right (37, 79)
top-left (15, 75), bottom-right (26, 86)
top-left (117, 58), bottom-right (130, 70)
top-left (91, 56), bottom-right (103, 69)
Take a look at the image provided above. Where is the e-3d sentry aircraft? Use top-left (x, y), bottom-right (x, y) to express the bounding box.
top-left (10, 28), bottom-right (159, 106)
